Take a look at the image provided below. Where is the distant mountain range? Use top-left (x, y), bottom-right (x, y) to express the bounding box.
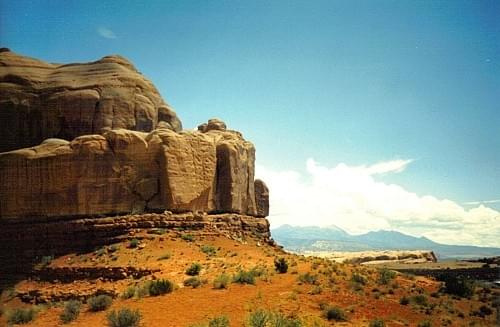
top-left (271, 225), bottom-right (500, 260)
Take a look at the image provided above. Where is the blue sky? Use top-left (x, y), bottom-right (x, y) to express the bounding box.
top-left (1, 1), bottom-right (499, 245)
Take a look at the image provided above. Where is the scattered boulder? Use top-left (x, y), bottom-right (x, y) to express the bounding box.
top-left (198, 118), bottom-right (227, 132)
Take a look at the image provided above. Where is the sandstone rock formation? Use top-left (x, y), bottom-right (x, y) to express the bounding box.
top-left (0, 211), bottom-right (271, 273)
top-left (0, 120), bottom-right (268, 220)
top-left (254, 179), bottom-right (270, 217)
top-left (0, 48), bottom-right (182, 152)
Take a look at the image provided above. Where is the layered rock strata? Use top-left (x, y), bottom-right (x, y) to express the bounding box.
top-left (0, 212), bottom-right (271, 273)
top-left (0, 49), bottom-right (181, 152)
top-left (0, 122), bottom-right (264, 219)
top-left (0, 52), bottom-right (271, 276)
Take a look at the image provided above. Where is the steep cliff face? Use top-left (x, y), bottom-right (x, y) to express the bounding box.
top-left (0, 49), bottom-right (182, 152)
top-left (0, 123), bottom-right (265, 219)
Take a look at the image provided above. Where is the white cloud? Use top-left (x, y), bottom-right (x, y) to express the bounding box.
top-left (256, 159), bottom-right (500, 247)
top-left (97, 27), bottom-right (117, 39)
top-left (463, 199), bottom-right (500, 205)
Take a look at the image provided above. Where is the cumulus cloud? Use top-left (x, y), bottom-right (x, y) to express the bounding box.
top-left (256, 159), bottom-right (500, 247)
top-left (97, 27), bottom-right (117, 39)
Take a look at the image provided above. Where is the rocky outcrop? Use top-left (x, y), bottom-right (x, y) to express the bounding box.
top-left (0, 120), bottom-right (269, 219)
top-left (0, 52), bottom-right (271, 276)
top-left (0, 212), bottom-right (271, 273)
top-left (254, 179), bottom-right (269, 217)
top-left (0, 49), bottom-right (182, 152)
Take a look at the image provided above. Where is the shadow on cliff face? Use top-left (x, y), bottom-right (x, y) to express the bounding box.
top-left (0, 216), bottom-right (128, 292)
top-left (0, 212), bottom-right (271, 292)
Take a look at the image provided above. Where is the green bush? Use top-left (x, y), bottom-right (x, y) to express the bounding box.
top-left (184, 277), bottom-right (203, 288)
top-left (439, 275), bottom-right (474, 298)
top-left (378, 268), bottom-right (396, 285)
top-left (245, 309), bottom-right (302, 327)
top-left (121, 286), bottom-right (137, 299)
top-left (233, 270), bottom-right (256, 285)
top-left (246, 309), bottom-right (269, 327)
top-left (400, 296), bottom-right (409, 305)
top-left (323, 306), bottom-right (347, 321)
top-left (88, 295), bottom-right (113, 312)
top-left (417, 320), bottom-right (431, 327)
top-left (213, 274), bottom-right (230, 289)
top-left (148, 279), bottom-right (174, 296)
top-left (351, 273), bottom-right (367, 285)
top-left (297, 272), bottom-right (318, 285)
top-left (129, 239), bottom-right (139, 248)
top-left (309, 285), bottom-right (322, 295)
top-left (60, 300), bottom-right (81, 323)
top-left (208, 315), bottom-right (230, 327)
top-left (40, 255), bottom-right (54, 266)
top-left (411, 295), bottom-right (428, 306)
top-left (107, 308), bottom-right (141, 327)
top-left (479, 305), bottom-right (493, 316)
top-left (181, 234), bottom-right (195, 242)
top-left (186, 262), bottom-right (202, 276)
top-left (369, 318), bottom-right (385, 327)
top-left (269, 312), bottom-right (302, 326)
top-left (274, 257), bottom-right (288, 273)
top-left (201, 245), bottom-right (217, 256)
top-left (7, 307), bottom-right (37, 325)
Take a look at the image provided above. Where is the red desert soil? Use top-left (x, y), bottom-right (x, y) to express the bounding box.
top-left (1, 230), bottom-right (498, 326)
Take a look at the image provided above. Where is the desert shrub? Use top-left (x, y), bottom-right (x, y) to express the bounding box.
top-left (213, 274), bottom-right (230, 289)
top-left (181, 233), bottom-right (195, 242)
top-left (369, 318), bottom-right (385, 327)
top-left (136, 283), bottom-right (150, 298)
top-left (128, 239), bottom-right (139, 248)
top-left (148, 279), bottom-right (174, 296)
top-left (95, 247), bottom-right (106, 257)
top-left (400, 296), bottom-right (409, 305)
top-left (233, 270), bottom-right (256, 285)
top-left (208, 315), bottom-right (230, 327)
top-left (107, 308), bottom-right (141, 327)
top-left (411, 295), bottom-right (428, 306)
top-left (184, 277), bottom-right (203, 288)
top-left (60, 300), bottom-right (81, 323)
top-left (472, 304), bottom-right (493, 317)
top-left (378, 268), bottom-right (396, 285)
top-left (323, 306), bottom-right (347, 321)
top-left (479, 305), bottom-right (493, 315)
top-left (439, 275), bottom-right (474, 298)
top-left (147, 228), bottom-right (166, 235)
top-left (201, 245), bottom-right (217, 256)
top-left (270, 312), bottom-right (302, 326)
top-left (246, 309), bottom-right (269, 327)
top-left (417, 320), bottom-right (431, 327)
top-left (157, 252), bottom-right (171, 260)
top-left (297, 272), bottom-right (318, 285)
top-left (351, 273), bottom-right (367, 285)
top-left (274, 257), bottom-right (288, 273)
top-left (186, 262), bottom-right (202, 276)
top-left (309, 285), bottom-right (322, 295)
top-left (88, 295), bottom-right (112, 312)
top-left (7, 307), bottom-right (37, 324)
top-left (250, 265), bottom-right (267, 278)
top-left (121, 286), bottom-right (137, 299)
